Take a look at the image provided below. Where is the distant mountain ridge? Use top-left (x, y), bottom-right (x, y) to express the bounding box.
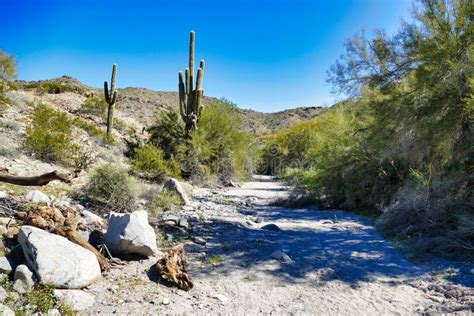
top-left (17, 76), bottom-right (326, 134)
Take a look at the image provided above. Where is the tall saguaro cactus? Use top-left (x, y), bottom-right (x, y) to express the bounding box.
top-left (104, 64), bottom-right (117, 136)
top-left (178, 31), bottom-right (205, 135)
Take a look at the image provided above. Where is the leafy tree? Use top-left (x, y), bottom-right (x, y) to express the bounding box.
top-left (0, 50), bottom-right (16, 81)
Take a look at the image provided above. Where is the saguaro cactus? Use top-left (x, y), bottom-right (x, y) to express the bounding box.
top-left (104, 64), bottom-right (117, 136)
top-left (178, 31), bottom-right (205, 135)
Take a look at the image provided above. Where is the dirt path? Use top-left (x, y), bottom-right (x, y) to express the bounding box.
top-left (87, 176), bottom-right (473, 315)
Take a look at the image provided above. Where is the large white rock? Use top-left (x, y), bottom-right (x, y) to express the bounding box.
top-left (18, 226), bottom-right (101, 289)
top-left (25, 190), bottom-right (51, 205)
top-left (104, 211), bottom-right (157, 257)
top-left (54, 289), bottom-right (95, 311)
top-left (163, 177), bottom-right (190, 205)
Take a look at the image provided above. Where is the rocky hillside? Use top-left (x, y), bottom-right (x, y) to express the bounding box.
top-left (16, 76), bottom-right (325, 134)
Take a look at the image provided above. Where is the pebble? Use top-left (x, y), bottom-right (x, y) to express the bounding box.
top-left (261, 223), bottom-right (281, 231)
top-left (161, 298), bottom-right (170, 305)
top-left (271, 250), bottom-right (293, 263)
top-left (213, 294), bottom-right (228, 303)
top-left (255, 217), bottom-right (264, 223)
top-left (193, 237), bottom-right (207, 245)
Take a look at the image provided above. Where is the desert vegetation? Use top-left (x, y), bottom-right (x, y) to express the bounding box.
top-left (0, 1), bottom-right (472, 314)
top-left (261, 0), bottom-right (473, 258)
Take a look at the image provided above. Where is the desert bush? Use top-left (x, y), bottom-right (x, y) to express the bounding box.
top-left (148, 101), bottom-right (258, 184)
top-left (85, 164), bottom-right (138, 211)
top-left (131, 144), bottom-right (180, 179)
top-left (72, 117), bottom-right (113, 143)
top-left (190, 100), bottom-right (258, 182)
top-left (0, 50), bottom-right (16, 81)
top-left (148, 110), bottom-right (186, 159)
top-left (148, 190), bottom-right (184, 216)
top-left (25, 104), bottom-right (73, 162)
top-left (81, 96), bottom-right (108, 118)
top-left (261, 0), bottom-right (473, 258)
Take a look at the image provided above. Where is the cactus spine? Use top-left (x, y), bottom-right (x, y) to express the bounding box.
top-left (104, 64), bottom-right (117, 136)
top-left (179, 31), bottom-right (205, 135)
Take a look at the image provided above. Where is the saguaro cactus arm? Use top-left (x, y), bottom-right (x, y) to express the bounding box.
top-left (104, 64), bottom-right (117, 136)
top-left (178, 31), bottom-right (205, 134)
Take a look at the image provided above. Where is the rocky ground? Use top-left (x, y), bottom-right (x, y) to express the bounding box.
top-left (80, 176), bottom-right (473, 315)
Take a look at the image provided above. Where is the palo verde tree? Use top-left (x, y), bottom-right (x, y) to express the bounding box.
top-left (104, 64), bottom-right (117, 136)
top-left (0, 50), bottom-right (16, 81)
top-left (178, 31), bottom-right (206, 136)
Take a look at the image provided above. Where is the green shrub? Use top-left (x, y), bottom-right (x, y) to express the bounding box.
top-left (81, 96), bottom-right (108, 118)
top-left (148, 110), bottom-right (186, 159)
top-left (149, 190), bottom-right (184, 216)
top-left (131, 144), bottom-right (180, 179)
top-left (25, 104), bottom-right (73, 162)
top-left (190, 101), bottom-right (258, 182)
top-left (85, 164), bottom-right (138, 211)
top-left (0, 50), bottom-right (16, 81)
top-left (72, 117), bottom-right (113, 143)
top-left (27, 284), bottom-right (55, 313)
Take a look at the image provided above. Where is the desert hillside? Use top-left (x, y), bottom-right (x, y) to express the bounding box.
top-left (15, 76), bottom-right (324, 134)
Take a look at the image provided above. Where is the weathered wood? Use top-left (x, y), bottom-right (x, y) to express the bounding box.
top-left (0, 170), bottom-right (71, 186)
top-left (6, 206), bottom-right (109, 271)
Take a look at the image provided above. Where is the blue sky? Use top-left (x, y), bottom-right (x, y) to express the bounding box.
top-left (2, 0), bottom-right (412, 112)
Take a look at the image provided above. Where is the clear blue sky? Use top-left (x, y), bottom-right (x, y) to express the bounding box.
top-left (2, 0), bottom-right (412, 112)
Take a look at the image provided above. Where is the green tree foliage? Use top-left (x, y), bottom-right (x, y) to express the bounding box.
top-left (191, 101), bottom-right (258, 182)
top-left (263, 0), bottom-right (473, 258)
top-left (25, 104), bottom-right (74, 162)
top-left (131, 144), bottom-right (181, 179)
top-left (0, 50), bottom-right (16, 81)
top-left (148, 110), bottom-right (186, 159)
top-left (147, 101), bottom-right (258, 183)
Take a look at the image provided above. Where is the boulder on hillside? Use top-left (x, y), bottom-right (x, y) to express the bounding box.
top-left (25, 190), bottom-right (51, 205)
top-left (163, 177), bottom-right (190, 205)
top-left (104, 210), bottom-right (157, 257)
top-left (18, 226), bottom-right (101, 289)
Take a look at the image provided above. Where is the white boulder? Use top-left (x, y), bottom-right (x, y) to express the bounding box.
top-left (163, 177), bottom-right (190, 205)
top-left (104, 211), bottom-right (157, 257)
top-left (18, 226), bottom-right (101, 288)
top-left (25, 190), bottom-right (51, 205)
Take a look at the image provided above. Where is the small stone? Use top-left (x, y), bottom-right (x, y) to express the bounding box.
top-left (0, 286), bottom-right (7, 303)
top-left (0, 192), bottom-right (8, 199)
top-left (161, 212), bottom-right (180, 225)
top-left (193, 237), bottom-right (206, 245)
top-left (271, 250), bottom-right (293, 263)
top-left (320, 220), bottom-right (333, 225)
top-left (161, 298), bottom-right (170, 305)
top-left (213, 294), bottom-right (228, 303)
top-left (166, 234), bottom-right (173, 241)
top-left (118, 299), bottom-right (124, 304)
top-left (0, 304), bottom-right (14, 316)
top-left (470, 268), bottom-right (474, 275)
top-left (13, 264), bottom-right (37, 293)
top-left (80, 210), bottom-right (105, 228)
top-left (163, 177), bottom-right (190, 205)
top-left (261, 224), bottom-right (281, 231)
top-left (255, 217), bottom-right (264, 223)
top-left (47, 309), bottom-right (61, 316)
top-left (0, 256), bottom-right (15, 275)
top-left (25, 190), bottom-right (51, 205)
top-left (179, 218), bottom-right (189, 230)
top-left (54, 290), bottom-right (95, 311)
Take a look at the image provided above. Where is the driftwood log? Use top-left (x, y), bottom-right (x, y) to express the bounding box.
top-left (6, 206), bottom-right (109, 271)
top-left (0, 170), bottom-right (72, 186)
top-left (156, 246), bottom-right (194, 291)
